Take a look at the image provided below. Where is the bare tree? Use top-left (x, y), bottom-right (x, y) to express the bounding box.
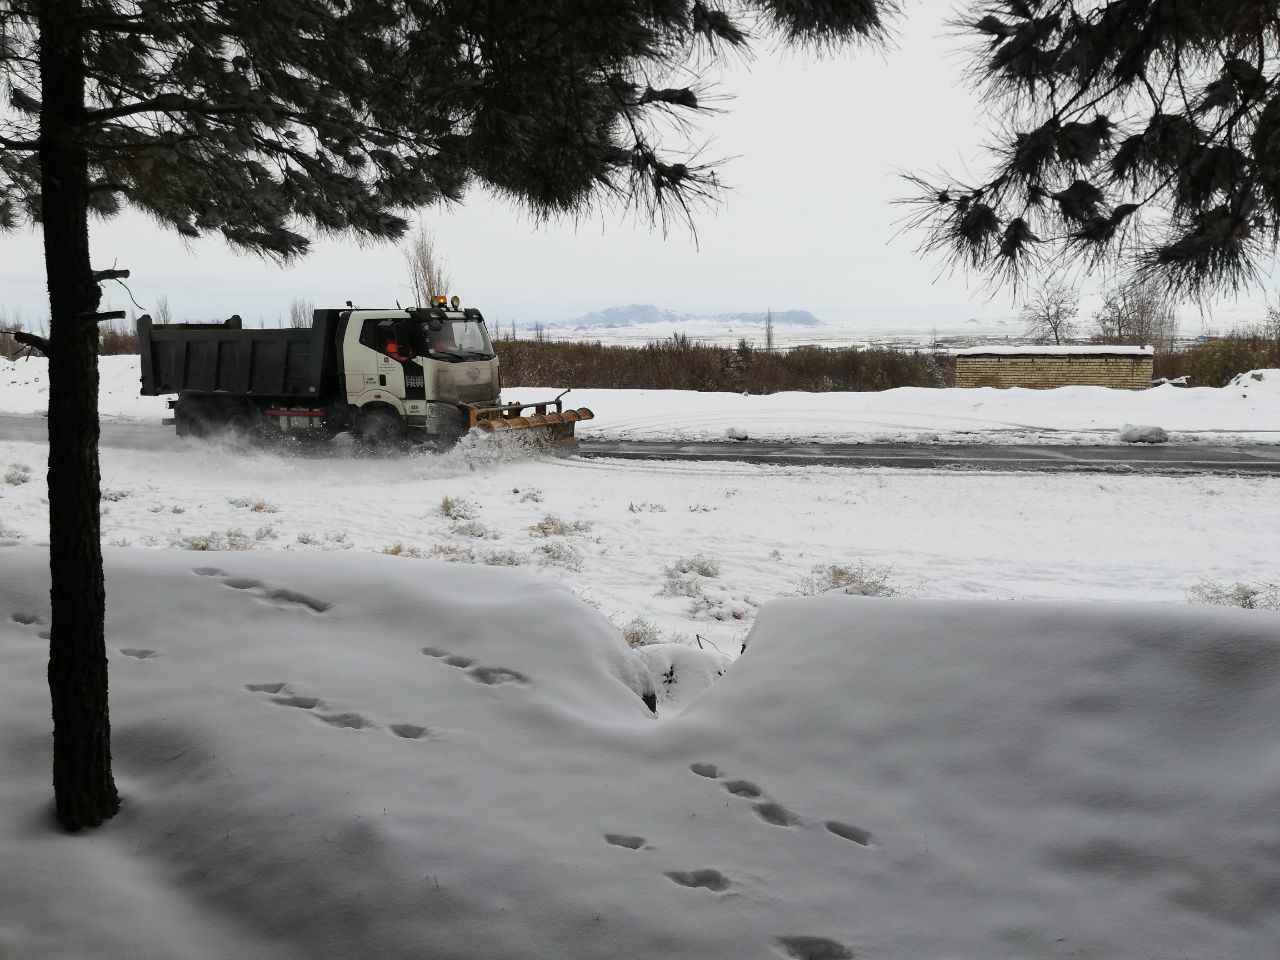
top-left (764, 308), bottom-right (775, 352)
top-left (404, 226), bottom-right (451, 305)
top-left (154, 296), bottom-right (173, 325)
top-left (1265, 303), bottom-right (1280, 343)
top-left (1020, 282), bottom-right (1079, 345)
top-left (288, 298), bottom-right (314, 329)
top-left (1093, 279), bottom-right (1180, 354)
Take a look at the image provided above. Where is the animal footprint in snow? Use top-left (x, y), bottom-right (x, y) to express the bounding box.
top-left (826, 821), bottom-right (875, 847)
top-left (273, 694), bottom-right (320, 710)
top-left (774, 936), bottom-right (854, 959)
top-left (389, 724), bottom-right (430, 740)
top-left (245, 682), bottom-right (287, 694)
top-left (467, 665), bottom-right (527, 686)
top-left (691, 763), bottom-right (806, 829)
top-left (246, 684), bottom-right (432, 740)
top-left (208, 570), bottom-right (331, 613)
top-left (723, 780), bottom-right (762, 798)
top-left (10, 612), bottom-right (41, 625)
top-left (266, 588), bottom-right (330, 613)
top-left (120, 648), bottom-right (158, 660)
top-left (421, 648), bottom-right (474, 668)
top-left (421, 648), bottom-right (527, 686)
top-left (753, 802), bottom-right (800, 827)
top-left (604, 834), bottom-right (647, 850)
top-left (665, 868), bottom-right (730, 892)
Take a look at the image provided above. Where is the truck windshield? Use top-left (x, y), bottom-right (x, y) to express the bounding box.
top-left (414, 318), bottom-right (494, 360)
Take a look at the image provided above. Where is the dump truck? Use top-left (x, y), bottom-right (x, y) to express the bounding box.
top-left (137, 298), bottom-right (593, 447)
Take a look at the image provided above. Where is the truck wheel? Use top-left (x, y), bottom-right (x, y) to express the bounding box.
top-left (223, 406), bottom-right (258, 438)
top-left (175, 399), bottom-right (211, 438)
top-left (354, 409), bottom-right (405, 453)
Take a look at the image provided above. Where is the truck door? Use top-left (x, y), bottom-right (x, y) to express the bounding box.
top-left (349, 318), bottom-right (409, 399)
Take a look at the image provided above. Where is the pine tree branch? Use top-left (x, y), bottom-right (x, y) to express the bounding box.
top-left (0, 134), bottom-right (39, 150)
top-left (84, 95), bottom-right (259, 124)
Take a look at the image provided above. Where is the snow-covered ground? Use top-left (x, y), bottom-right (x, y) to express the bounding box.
top-left (2, 433), bottom-right (1277, 655)
top-left (2, 355), bottom-right (1278, 959)
top-left (2, 545), bottom-right (1277, 960)
top-left (2, 355), bottom-right (1278, 444)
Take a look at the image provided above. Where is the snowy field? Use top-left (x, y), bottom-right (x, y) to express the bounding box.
top-left (2, 354), bottom-right (1279, 959)
top-left (2, 355), bottom-right (1279, 444)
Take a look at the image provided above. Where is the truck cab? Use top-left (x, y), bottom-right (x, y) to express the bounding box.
top-left (340, 303), bottom-right (500, 443)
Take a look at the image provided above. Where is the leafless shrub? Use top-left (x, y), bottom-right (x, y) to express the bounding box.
top-left (429, 543), bottom-right (473, 562)
top-left (1187, 577), bottom-right (1280, 611)
top-left (660, 554), bottom-right (720, 596)
top-left (452, 519), bottom-right (497, 539)
top-left (383, 542), bottom-right (427, 558)
top-left (530, 514), bottom-right (591, 537)
top-left (620, 615), bottom-right (663, 647)
top-left (795, 562), bottom-right (900, 597)
top-left (174, 529), bottom-right (253, 551)
top-left (439, 495), bottom-right (476, 520)
top-left (480, 549), bottom-right (525, 566)
top-left (537, 540), bottom-right (582, 570)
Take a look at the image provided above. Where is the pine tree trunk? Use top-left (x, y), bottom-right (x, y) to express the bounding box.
top-left (39, 0), bottom-right (120, 831)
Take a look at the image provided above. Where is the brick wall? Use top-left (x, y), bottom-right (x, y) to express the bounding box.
top-left (954, 354), bottom-right (1153, 390)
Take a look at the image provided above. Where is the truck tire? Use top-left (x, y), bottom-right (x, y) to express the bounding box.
top-left (222, 404), bottom-right (259, 438)
top-left (174, 398), bottom-right (211, 438)
top-left (354, 408), bottom-right (405, 453)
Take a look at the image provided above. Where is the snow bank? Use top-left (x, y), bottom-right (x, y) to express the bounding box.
top-left (1230, 368), bottom-right (1280, 394)
top-left (558, 384), bottom-right (1278, 444)
top-left (2, 355), bottom-right (1278, 443)
top-left (1117, 423), bottom-right (1168, 443)
top-left (3, 545), bottom-right (1278, 959)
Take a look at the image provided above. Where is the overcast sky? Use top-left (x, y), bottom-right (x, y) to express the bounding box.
top-left (1, 1), bottom-right (1275, 331)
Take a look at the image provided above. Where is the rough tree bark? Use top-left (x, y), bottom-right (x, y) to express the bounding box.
top-left (38, 0), bottom-right (120, 830)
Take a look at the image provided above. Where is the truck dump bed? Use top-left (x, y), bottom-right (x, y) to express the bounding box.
top-left (137, 313), bottom-right (342, 400)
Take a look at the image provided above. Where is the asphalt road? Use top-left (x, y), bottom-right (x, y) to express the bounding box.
top-left (3, 414), bottom-right (1280, 474)
top-left (578, 440), bottom-right (1280, 474)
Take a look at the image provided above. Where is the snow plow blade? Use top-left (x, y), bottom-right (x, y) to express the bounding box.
top-left (464, 396), bottom-right (594, 447)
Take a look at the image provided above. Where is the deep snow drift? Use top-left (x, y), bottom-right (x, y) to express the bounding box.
top-left (2, 545), bottom-right (1277, 960)
top-left (2, 356), bottom-right (1278, 444)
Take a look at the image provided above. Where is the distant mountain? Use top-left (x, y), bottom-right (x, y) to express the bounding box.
top-left (545, 304), bottom-right (823, 331)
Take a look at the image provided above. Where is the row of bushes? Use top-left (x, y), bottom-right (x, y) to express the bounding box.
top-left (498, 330), bottom-right (1279, 393)
top-left (493, 334), bottom-right (954, 393)
top-left (1155, 331), bottom-right (1280, 387)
